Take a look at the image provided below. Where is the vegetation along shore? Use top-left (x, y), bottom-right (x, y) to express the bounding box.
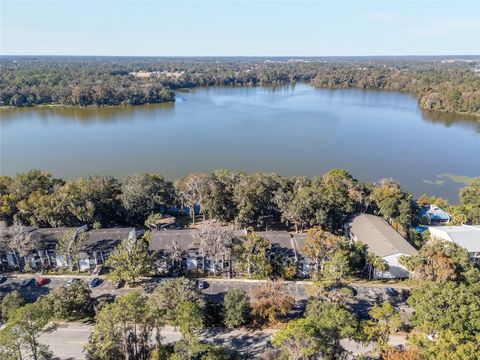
top-left (1, 57), bottom-right (479, 116)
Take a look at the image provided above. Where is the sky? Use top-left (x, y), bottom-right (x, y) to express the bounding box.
top-left (1, 0), bottom-right (479, 56)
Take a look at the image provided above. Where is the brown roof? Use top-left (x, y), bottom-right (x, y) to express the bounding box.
top-left (348, 214), bottom-right (418, 257)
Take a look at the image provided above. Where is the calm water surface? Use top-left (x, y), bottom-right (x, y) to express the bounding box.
top-left (1, 83), bottom-right (479, 202)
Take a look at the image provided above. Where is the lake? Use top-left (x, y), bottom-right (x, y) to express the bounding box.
top-left (1, 83), bottom-right (479, 202)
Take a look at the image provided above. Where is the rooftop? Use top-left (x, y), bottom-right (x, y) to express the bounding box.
top-left (419, 205), bottom-right (450, 222)
top-left (429, 225), bottom-right (480, 253)
top-left (149, 229), bottom-right (305, 256)
top-left (348, 214), bottom-right (418, 257)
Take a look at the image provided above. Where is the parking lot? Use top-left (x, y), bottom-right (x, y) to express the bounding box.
top-left (201, 279), bottom-right (309, 300)
top-left (0, 274), bottom-right (411, 320)
top-left (0, 275), bottom-right (131, 303)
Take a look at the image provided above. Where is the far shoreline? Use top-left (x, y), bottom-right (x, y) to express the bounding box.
top-left (1, 82), bottom-right (479, 119)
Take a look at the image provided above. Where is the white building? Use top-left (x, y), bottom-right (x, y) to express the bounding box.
top-left (345, 214), bottom-right (418, 279)
top-left (429, 225), bottom-right (480, 258)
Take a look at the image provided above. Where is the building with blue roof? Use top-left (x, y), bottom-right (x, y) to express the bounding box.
top-left (419, 205), bottom-right (450, 224)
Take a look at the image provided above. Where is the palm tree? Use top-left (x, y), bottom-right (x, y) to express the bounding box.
top-left (366, 253), bottom-right (388, 279)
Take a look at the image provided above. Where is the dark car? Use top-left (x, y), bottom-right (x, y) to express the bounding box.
top-left (196, 280), bottom-right (206, 290)
top-left (0, 274), bottom-right (7, 284)
top-left (89, 277), bottom-right (101, 288)
top-left (386, 287), bottom-right (397, 296)
top-left (20, 278), bottom-right (33, 287)
top-left (36, 277), bottom-right (49, 286)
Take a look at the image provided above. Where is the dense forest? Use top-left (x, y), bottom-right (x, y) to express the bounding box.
top-left (0, 57), bottom-right (479, 115)
top-left (1, 169), bottom-right (479, 243)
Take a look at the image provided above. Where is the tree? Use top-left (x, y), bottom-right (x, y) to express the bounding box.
top-left (0, 299), bottom-right (56, 360)
top-left (407, 282), bottom-right (480, 337)
top-left (251, 281), bottom-right (294, 325)
top-left (409, 330), bottom-right (480, 360)
top-left (360, 302), bottom-right (402, 350)
top-left (170, 340), bottom-right (234, 360)
top-left (317, 170), bottom-right (358, 232)
top-left (8, 170), bottom-right (62, 201)
top-left (458, 177), bottom-right (480, 223)
top-left (400, 240), bottom-right (480, 283)
top-left (52, 176), bottom-right (122, 226)
top-left (106, 233), bottom-right (155, 286)
top-left (175, 173), bottom-right (207, 224)
top-left (176, 300), bottom-right (205, 340)
top-left (273, 299), bottom-right (357, 359)
top-left (15, 191), bottom-right (60, 227)
top-left (195, 220), bottom-right (235, 276)
top-left (366, 253), bottom-right (389, 280)
top-left (416, 194), bottom-right (449, 209)
top-left (233, 173), bottom-right (283, 228)
top-left (381, 346), bottom-right (421, 360)
top-left (47, 281), bottom-right (93, 321)
top-left (148, 278), bottom-right (205, 323)
top-left (304, 299), bottom-right (358, 355)
top-left (370, 179), bottom-right (412, 236)
top-left (120, 173), bottom-right (174, 224)
top-left (56, 229), bottom-right (89, 271)
top-left (302, 227), bottom-right (343, 279)
top-left (200, 170), bottom-right (242, 223)
top-left (404, 279), bottom-right (480, 360)
top-left (322, 252), bottom-right (351, 285)
top-left (0, 222), bottom-right (33, 270)
top-left (0, 193), bottom-right (17, 225)
top-left (0, 291), bottom-right (25, 322)
top-left (223, 288), bottom-right (250, 329)
top-left (232, 231), bottom-right (272, 279)
top-left (275, 177), bottom-right (317, 233)
top-left (85, 292), bottom-right (151, 360)
top-left (272, 318), bottom-right (325, 360)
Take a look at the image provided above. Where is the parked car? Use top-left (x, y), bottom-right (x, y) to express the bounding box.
top-left (36, 277), bottom-right (49, 286)
top-left (92, 265), bottom-right (103, 276)
top-left (67, 278), bottom-right (80, 287)
top-left (89, 277), bottom-right (101, 288)
top-left (196, 280), bottom-right (206, 290)
top-left (112, 279), bottom-right (125, 289)
top-left (20, 278), bottom-right (33, 287)
top-left (386, 287), bottom-right (397, 296)
top-left (0, 274), bottom-right (7, 284)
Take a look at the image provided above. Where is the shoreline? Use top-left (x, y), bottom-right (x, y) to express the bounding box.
top-left (1, 82), bottom-right (479, 118)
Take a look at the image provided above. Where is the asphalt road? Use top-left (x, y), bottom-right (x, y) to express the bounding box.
top-left (38, 322), bottom-right (407, 360)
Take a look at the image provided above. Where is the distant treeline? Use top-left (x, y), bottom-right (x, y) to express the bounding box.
top-left (0, 57), bottom-right (479, 115)
top-left (312, 65), bottom-right (480, 116)
top-left (1, 169), bottom-right (479, 241)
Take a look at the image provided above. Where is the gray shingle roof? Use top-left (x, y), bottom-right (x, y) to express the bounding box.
top-left (430, 225), bottom-right (480, 253)
top-left (348, 214), bottom-right (418, 257)
top-left (148, 229), bottom-right (302, 256)
top-left (149, 230), bottom-right (199, 252)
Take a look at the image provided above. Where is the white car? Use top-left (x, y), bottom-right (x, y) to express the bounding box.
top-left (67, 278), bottom-right (80, 286)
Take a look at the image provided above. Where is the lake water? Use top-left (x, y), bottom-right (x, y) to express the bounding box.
top-left (1, 83), bottom-right (479, 202)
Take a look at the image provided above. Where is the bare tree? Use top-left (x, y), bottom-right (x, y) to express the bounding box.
top-left (57, 228), bottom-right (89, 271)
top-left (195, 220), bottom-right (235, 276)
top-left (175, 173), bottom-right (206, 225)
top-left (0, 222), bottom-right (33, 270)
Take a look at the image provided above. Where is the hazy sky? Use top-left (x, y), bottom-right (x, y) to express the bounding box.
top-left (1, 0), bottom-right (479, 56)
